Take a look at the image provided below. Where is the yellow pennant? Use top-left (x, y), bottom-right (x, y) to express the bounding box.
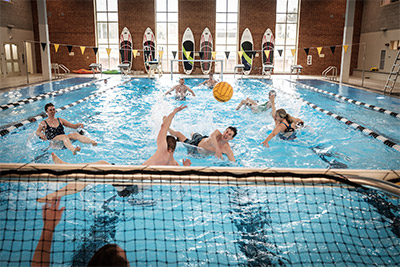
top-left (264, 50), bottom-right (270, 58)
top-left (185, 51), bottom-right (191, 59)
top-left (343, 45), bottom-right (349, 53)
top-left (80, 46), bottom-right (86, 55)
top-left (54, 44), bottom-right (60, 53)
top-left (132, 49), bottom-right (138, 58)
top-left (317, 47), bottom-right (323, 55)
top-left (106, 48), bottom-right (111, 56)
top-left (158, 50), bottom-right (164, 60)
top-left (212, 51), bottom-right (216, 60)
top-left (238, 51), bottom-right (243, 58)
top-left (291, 49), bottom-right (296, 57)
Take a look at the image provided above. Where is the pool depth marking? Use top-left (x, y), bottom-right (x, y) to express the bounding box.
top-left (0, 80), bottom-right (99, 111)
top-left (269, 83), bottom-right (400, 153)
top-left (0, 79), bottom-right (131, 137)
top-left (288, 80), bottom-right (400, 118)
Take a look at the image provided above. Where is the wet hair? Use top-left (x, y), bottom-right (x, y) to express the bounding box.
top-left (44, 103), bottom-right (54, 112)
top-left (88, 244), bottom-right (128, 266)
top-left (227, 126), bottom-right (238, 138)
top-left (276, 108), bottom-right (294, 124)
top-left (166, 135), bottom-right (177, 152)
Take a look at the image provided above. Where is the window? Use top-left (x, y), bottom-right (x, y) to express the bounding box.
top-left (215, 0), bottom-right (239, 72)
top-left (390, 40), bottom-right (400, 50)
top-left (381, 0), bottom-right (399, 6)
top-left (156, 0), bottom-right (178, 72)
top-left (95, 0), bottom-right (119, 69)
top-left (274, 0), bottom-right (300, 73)
top-left (380, 50), bottom-right (386, 70)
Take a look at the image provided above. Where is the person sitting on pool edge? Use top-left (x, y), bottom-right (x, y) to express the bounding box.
top-left (37, 104), bottom-right (191, 203)
top-left (165, 78), bottom-right (196, 100)
top-left (167, 125), bottom-right (237, 162)
top-left (236, 90), bottom-right (275, 113)
top-left (36, 103), bottom-right (97, 155)
top-left (199, 73), bottom-right (218, 88)
top-left (261, 94), bottom-right (303, 147)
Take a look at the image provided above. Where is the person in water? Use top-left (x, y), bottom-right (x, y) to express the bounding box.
top-left (199, 73), bottom-right (218, 88)
top-left (261, 94), bottom-right (303, 147)
top-left (35, 103), bottom-right (97, 155)
top-left (165, 78), bottom-right (196, 100)
top-left (236, 90), bottom-right (275, 113)
top-left (37, 105), bottom-right (191, 203)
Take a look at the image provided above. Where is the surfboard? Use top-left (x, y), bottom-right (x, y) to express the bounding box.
top-left (182, 27), bottom-right (195, 75)
top-left (262, 28), bottom-right (274, 65)
top-left (143, 27), bottom-right (156, 74)
top-left (240, 28), bottom-right (254, 75)
top-left (119, 27), bottom-right (133, 70)
top-left (200, 27), bottom-right (213, 75)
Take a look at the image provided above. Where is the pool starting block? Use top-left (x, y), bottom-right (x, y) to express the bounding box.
top-left (262, 64), bottom-right (274, 79)
top-left (89, 63), bottom-right (102, 78)
top-left (290, 65), bottom-right (303, 80)
top-left (146, 60), bottom-right (162, 78)
top-left (118, 63), bottom-right (131, 76)
top-left (234, 64), bottom-right (245, 79)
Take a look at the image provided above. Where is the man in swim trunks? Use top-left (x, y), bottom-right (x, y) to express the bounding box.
top-left (165, 78), bottom-right (196, 100)
top-left (199, 73), bottom-right (218, 88)
top-left (168, 126), bottom-right (237, 162)
top-left (35, 103), bottom-right (97, 155)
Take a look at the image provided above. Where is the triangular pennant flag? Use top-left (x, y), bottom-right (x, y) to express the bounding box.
top-left (41, 43), bottom-right (47, 51)
top-left (80, 46), bottom-right (86, 55)
top-left (198, 51), bottom-right (204, 59)
top-left (304, 48), bottom-right (309, 55)
top-left (291, 49), bottom-right (296, 57)
top-left (264, 50), bottom-right (270, 58)
top-left (330, 46), bottom-right (336, 55)
top-left (106, 48), bottom-right (111, 56)
top-left (93, 47), bottom-right (98, 55)
top-left (67, 45), bottom-right (73, 53)
top-left (172, 51), bottom-right (177, 59)
top-left (54, 44), bottom-right (60, 53)
top-left (158, 50), bottom-right (164, 59)
top-left (212, 51), bottom-right (216, 60)
top-left (225, 51), bottom-right (230, 60)
top-left (185, 51), bottom-right (191, 59)
top-left (343, 45), bottom-right (348, 53)
top-left (317, 47), bottom-right (323, 55)
top-left (278, 49), bottom-right (283, 56)
top-left (238, 51), bottom-right (243, 58)
top-left (132, 49), bottom-right (138, 58)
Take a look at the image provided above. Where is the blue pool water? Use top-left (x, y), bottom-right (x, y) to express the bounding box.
top-left (0, 182), bottom-right (398, 266)
top-left (0, 76), bottom-right (399, 169)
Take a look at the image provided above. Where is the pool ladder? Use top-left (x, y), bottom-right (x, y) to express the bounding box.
top-left (322, 66), bottom-right (337, 81)
top-left (383, 49), bottom-right (400, 95)
top-left (51, 63), bottom-right (70, 79)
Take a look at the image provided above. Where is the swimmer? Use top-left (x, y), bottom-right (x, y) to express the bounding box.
top-left (35, 103), bottom-right (97, 155)
top-left (199, 73), bottom-right (218, 88)
top-left (261, 93), bottom-right (303, 147)
top-left (236, 90), bottom-right (275, 113)
top-left (37, 105), bottom-right (191, 203)
top-left (165, 78), bottom-right (196, 100)
top-left (168, 126), bottom-right (237, 162)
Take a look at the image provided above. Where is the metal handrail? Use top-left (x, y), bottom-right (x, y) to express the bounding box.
top-left (322, 66), bottom-right (337, 81)
top-left (58, 64), bottom-right (70, 74)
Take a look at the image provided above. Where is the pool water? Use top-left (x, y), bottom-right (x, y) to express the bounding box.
top-left (0, 76), bottom-right (399, 169)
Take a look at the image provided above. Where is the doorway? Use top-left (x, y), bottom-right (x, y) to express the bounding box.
top-left (4, 43), bottom-right (20, 76)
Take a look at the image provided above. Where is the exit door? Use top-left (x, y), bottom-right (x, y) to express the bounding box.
top-left (4, 43), bottom-right (20, 76)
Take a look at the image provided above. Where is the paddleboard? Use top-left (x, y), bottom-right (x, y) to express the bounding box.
top-left (182, 27), bottom-right (195, 75)
top-left (262, 28), bottom-right (274, 65)
top-left (119, 27), bottom-right (133, 70)
top-left (200, 27), bottom-right (213, 75)
top-left (240, 28), bottom-right (254, 75)
top-left (143, 27), bottom-right (156, 74)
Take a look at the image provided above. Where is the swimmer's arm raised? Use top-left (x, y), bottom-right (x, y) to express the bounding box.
top-left (157, 105), bottom-right (187, 150)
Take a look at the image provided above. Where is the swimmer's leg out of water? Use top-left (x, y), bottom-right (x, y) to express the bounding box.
top-left (68, 132), bottom-right (98, 146)
top-left (236, 98), bottom-right (258, 111)
top-left (52, 135), bottom-right (81, 155)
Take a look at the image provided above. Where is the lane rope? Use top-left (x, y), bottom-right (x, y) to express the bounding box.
top-left (287, 80), bottom-right (400, 118)
top-left (0, 79), bottom-right (131, 137)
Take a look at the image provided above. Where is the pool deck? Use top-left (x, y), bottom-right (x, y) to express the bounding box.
top-left (1, 73), bottom-right (399, 97)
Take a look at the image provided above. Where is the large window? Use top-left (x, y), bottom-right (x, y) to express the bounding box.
top-left (275, 0), bottom-right (300, 73)
top-left (95, 0), bottom-right (119, 69)
top-left (156, 0), bottom-right (178, 72)
top-left (215, 0), bottom-right (239, 72)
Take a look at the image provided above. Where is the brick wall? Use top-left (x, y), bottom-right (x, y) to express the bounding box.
top-left (1, 0), bottom-right (34, 30)
top-left (361, 0), bottom-right (400, 33)
top-left (239, 0), bottom-right (276, 75)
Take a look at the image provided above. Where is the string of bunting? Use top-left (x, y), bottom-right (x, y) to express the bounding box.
top-left (29, 40), bottom-right (359, 60)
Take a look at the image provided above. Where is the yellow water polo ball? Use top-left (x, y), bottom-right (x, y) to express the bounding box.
top-left (213, 82), bottom-right (233, 102)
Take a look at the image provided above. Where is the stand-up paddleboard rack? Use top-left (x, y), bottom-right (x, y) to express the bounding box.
top-left (89, 63), bottom-right (102, 78)
top-left (170, 59), bottom-right (224, 80)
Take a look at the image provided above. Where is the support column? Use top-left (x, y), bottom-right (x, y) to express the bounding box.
top-left (339, 0), bottom-right (356, 83)
top-left (37, 0), bottom-right (52, 80)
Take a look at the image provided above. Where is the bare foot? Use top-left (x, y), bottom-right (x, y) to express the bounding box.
top-left (73, 146), bottom-right (81, 155)
top-left (52, 152), bottom-right (67, 164)
top-left (162, 115), bottom-right (167, 122)
top-left (92, 141), bottom-right (98, 146)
